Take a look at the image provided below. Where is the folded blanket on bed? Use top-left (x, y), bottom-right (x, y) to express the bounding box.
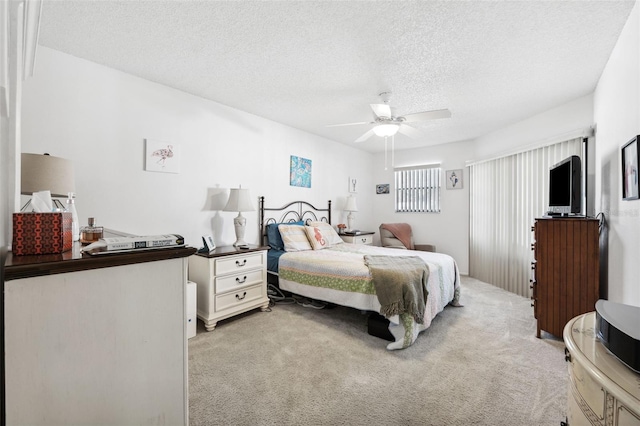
top-left (364, 255), bottom-right (429, 324)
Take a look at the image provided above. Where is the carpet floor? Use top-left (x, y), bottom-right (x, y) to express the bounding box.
top-left (188, 276), bottom-right (567, 425)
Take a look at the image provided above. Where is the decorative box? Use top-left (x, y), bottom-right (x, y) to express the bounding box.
top-left (12, 212), bottom-right (73, 255)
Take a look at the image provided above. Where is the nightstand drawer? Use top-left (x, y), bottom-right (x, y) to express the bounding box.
top-left (215, 284), bottom-right (263, 312)
top-left (215, 252), bottom-right (264, 275)
top-left (216, 269), bottom-right (263, 294)
top-left (341, 233), bottom-right (374, 245)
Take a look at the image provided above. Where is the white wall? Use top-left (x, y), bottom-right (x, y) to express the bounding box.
top-left (594, 1), bottom-right (639, 307)
top-left (21, 47), bottom-right (375, 248)
top-left (372, 139), bottom-right (473, 274)
top-left (472, 94), bottom-right (594, 160)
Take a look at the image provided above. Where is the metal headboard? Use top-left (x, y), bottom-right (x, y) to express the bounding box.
top-left (259, 196), bottom-right (332, 247)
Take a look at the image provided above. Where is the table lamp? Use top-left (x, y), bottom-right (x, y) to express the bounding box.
top-left (345, 195), bottom-right (358, 232)
top-left (223, 186), bottom-right (255, 246)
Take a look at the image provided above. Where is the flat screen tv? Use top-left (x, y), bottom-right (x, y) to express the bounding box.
top-left (548, 155), bottom-right (581, 216)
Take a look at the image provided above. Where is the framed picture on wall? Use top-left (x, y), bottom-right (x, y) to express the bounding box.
top-left (446, 169), bottom-right (463, 189)
top-left (622, 135), bottom-right (639, 200)
top-left (376, 184), bottom-right (390, 194)
top-left (349, 177), bottom-right (358, 193)
top-left (145, 139), bottom-right (181, 174)
top-left (290, 155), bottom-right (312, 188)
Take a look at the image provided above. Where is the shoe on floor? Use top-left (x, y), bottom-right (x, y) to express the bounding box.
top-left (302, 299), bottom-right (327, 309)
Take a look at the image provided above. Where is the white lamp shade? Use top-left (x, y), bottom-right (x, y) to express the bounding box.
top-left (345, 195), bottom-right (358, 212)
top-left (224, 188), bottom-right (255, 212)
top-left (21, 153), bottom-right (75, 197)
top-left (373, 123), bottom-right (400, 137)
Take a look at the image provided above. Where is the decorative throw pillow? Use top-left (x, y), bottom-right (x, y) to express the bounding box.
top-left (306, 221), bottom-right (343, 246)
top-left (266, 221), bottom-right (304, 251)
top-left (304, 225), bottom-right (330, 250)
top-left (278, 224), bottom-right (313, 252)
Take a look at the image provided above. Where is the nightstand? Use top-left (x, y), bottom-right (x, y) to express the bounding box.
top-left (340, 231), bottom-right (374, 245)
top-left (188, 245), bottom-right (270, 331)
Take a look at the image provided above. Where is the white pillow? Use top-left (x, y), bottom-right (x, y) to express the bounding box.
top-left (278, 224), bottom-right (312, 251)
top-left (306, 222), bottom-right (343, 248)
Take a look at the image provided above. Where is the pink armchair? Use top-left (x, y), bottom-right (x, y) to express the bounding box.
top-left (379, 223), bottom-right (436, 252)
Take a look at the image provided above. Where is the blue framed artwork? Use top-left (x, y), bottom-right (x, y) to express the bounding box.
top-left (290, 155), bottom-right (312, 188)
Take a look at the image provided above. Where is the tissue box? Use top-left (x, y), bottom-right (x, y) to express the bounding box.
top-left (12, 212), bottom-right (73, 255)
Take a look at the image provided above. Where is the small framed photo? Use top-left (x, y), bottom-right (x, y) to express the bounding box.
top-left (622, 135), bottom-right (639, 200)
top-left (199, 235), bottom-right (216, 253)
top-left (349, 177), bottom-right (358, 193)
top-left (376, 184), bottom-right (390, 194)
top-left (446, 169), bottom-right (463, 189)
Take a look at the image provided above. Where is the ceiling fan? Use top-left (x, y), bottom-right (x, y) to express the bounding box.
top-left (327, 92), bottom-right (451, 143)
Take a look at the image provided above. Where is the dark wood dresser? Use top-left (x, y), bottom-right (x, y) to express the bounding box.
top-left (531, 217), bottom-right (600, 338)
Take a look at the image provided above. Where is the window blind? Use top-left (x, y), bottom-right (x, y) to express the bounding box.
top-left (394, 165), bottom-right (441, 213)
top-left (469, 137), bottom-right (583, 296)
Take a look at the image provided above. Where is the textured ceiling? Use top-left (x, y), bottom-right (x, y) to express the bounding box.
top-left (37, 1), bottom-right (635, 153)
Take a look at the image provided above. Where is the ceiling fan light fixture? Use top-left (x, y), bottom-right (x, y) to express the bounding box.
top-left (373, 123), bottom-right (399, 137)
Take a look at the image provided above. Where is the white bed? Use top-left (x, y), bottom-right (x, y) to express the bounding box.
top-left (259, 197), bottom-right (461, 349)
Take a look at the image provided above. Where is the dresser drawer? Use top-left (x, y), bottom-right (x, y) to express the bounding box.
top-left (214, 252), bottom-right (264, 275)
top-left (569, 359), bottom-right (605, 421)
top-left (215, 284), bottom-right (264, 312)
top-left (215, 269), bottom-right (263, 294)
top-left (617, 405), bottom-right (640, 426)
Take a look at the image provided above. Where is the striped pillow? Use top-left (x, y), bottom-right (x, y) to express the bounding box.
top-left (278, 224), bottom-right (312, 251)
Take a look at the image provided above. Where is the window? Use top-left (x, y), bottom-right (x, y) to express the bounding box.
top-left (394, 165), bottom-right (441, 213)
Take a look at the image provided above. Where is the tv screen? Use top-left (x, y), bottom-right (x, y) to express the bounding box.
top-left (548, 155), bottom-right (581, 215)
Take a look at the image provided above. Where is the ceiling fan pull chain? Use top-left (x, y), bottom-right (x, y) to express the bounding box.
top-left (391, 135), bottom-right (395, 168)
top-left (384, 136), bottom-right (389, 170)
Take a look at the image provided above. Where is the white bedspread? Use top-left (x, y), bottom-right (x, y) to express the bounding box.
top-left (278, 243), bottom-right (461, 349)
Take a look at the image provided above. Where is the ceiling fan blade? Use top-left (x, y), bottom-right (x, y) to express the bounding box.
top-left (326, 121), bottom-right (372, 127)
top-left (354, 129), bottom-right (376, 143)
top-left (402, 108), bottom-right (451, 123)
top-left (370, 103), bottom-right (392, 118)
top-left (398, 124), bottom-right (424, 139)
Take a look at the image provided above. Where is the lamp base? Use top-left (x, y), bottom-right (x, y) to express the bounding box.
top-left (232, 212), bottom-right (248, 247)
top-left (347, 212), bottom-right (355, 232)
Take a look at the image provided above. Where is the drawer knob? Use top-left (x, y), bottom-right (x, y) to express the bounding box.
top-left (236, 259), bottom-right (247, 267)
top-left (236, 292), bottom-right (247, 301)
top-left (361, 238), bottom-right (367, 243)
top-left (236, 276), bottom-right (247, 284)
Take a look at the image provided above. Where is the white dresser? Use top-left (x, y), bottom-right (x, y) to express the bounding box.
top-left (4, 239), bottom-right (195, 425)
top-left (188, 245), bottom-right (270, 331)
top-left (563, 312), bottom-right (640, 426)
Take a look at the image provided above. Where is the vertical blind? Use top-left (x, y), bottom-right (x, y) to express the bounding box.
top-left (469, 138), bottom-right (583, 297)
top-left (395, 166), bottom-right (441, 213)
top-left (0, 0), bottom-right (8, 117)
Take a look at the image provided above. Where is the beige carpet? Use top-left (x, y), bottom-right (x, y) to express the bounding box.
top-left (188, 276), bottom-right (567, 425)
